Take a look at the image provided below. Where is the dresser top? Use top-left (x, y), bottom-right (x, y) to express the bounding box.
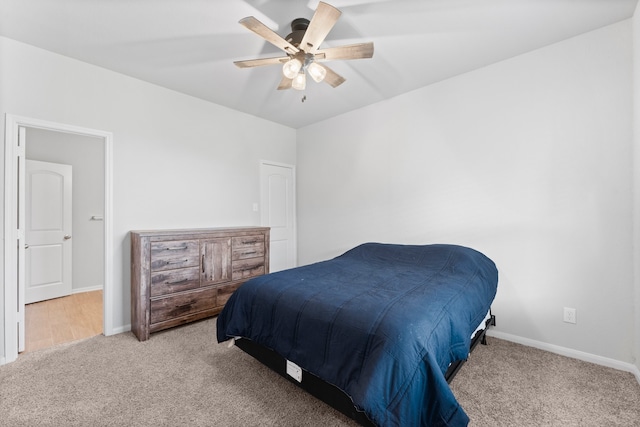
top-left (131, 226), bottom-right (270, 238)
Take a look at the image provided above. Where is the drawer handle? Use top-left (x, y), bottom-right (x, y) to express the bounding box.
top-left (167, 278), bottom-right (188, 285)
top-left (166, 259), bottom-right (188, 265)
top-left (242, 251), bottom-right (257, 256)
top-left (166, 246), bottom-right (188, 251)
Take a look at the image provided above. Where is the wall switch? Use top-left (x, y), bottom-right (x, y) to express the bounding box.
top-left (252, 203), bottom-right (259, 212)
top-left (563, 307), bottom-right (576, 324)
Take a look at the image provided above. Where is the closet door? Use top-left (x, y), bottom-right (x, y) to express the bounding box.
top-left (200, 238), bottom-right (232, 286)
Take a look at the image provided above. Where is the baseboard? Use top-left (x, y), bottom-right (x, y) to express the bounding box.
top-left (108, 324), bottom-right (131, 336)
top-left (72, 285), bottom-right (103, 294)
top-left (487, 330), bottom-right (640, 386)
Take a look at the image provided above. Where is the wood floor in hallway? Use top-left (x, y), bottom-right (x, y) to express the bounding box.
top-left (23, 290), bottom-right (103, 353)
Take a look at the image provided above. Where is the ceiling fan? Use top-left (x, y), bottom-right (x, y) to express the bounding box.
top-left (234, 1), bottom-right (374, 91)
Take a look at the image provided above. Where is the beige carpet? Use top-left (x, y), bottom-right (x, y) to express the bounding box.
top-left (1, 317), bottom-right (639, 426)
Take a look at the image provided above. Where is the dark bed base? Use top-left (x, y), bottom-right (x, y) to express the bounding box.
top-left (234, 313), bottom-right (496, 427)
top-left (444, 312), bottom-right (496, 382)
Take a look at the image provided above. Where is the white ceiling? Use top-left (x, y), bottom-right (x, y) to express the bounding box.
top-left (0, 0), bottom-right (637, 129)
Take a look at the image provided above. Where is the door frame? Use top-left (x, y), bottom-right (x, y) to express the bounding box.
top-left (3, 114), bottom-right (114, 364)
top-left (259, 160), bottom-right (297, 269)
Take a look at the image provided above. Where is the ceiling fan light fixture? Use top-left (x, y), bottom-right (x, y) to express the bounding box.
top-left (292, 71), bottom-right (306, 90)
top-left (282, 58), bottom-right (302, 79)
top-left (236, 2), bottom-right (374, 91)
top-left (307, 62), bottom-right (327, 83)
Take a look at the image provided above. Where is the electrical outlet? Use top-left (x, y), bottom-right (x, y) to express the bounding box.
top-left (563, 307), bottom-right (576, 324)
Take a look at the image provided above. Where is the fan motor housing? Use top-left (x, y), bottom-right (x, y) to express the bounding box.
top-left (286, 18), bottom-right (310, 47)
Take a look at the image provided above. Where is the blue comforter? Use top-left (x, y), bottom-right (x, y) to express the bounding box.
top-left (217, 243), bottom-right (498, 427)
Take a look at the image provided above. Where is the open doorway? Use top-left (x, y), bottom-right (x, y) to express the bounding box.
top-left (3, 114), bottom-right (114, 364)
top-left (23, 128), bottom-right (104, 352)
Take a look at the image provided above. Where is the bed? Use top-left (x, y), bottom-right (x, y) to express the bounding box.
top-left (217, 243), bottom-right (498, 427)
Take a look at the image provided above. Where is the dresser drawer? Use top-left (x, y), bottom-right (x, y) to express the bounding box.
top-left (150, 267), bottom-right (200, 297)
top-left (232, 235), bottom-right (265, 260)
top-left (150, 287), bottom-right (217, 325)
top-left (232, 258), bottom-right (265, 280)
top-left (217, 281), bottom-right (242, 306)
top-left (150, 240), bottom-right (199, 271)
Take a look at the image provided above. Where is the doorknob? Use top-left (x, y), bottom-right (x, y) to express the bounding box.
top-left (64, 235), bottom-right (72, 240)
top-left (25, 244), bottom-right (29, 249)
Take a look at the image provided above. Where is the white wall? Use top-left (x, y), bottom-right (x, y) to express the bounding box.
top-left (0, 36), bottom-right (296, 361)
top-left (297, 21), bottom-right (634, 364)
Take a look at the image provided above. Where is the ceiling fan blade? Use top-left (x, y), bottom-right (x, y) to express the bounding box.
top-left (318, 64), bottom-right (346, 88)
top-left (277, 76), bottom-right (293, 90)
top-left (315, 42), bottom-right (374, 61)
top-left (299, 2), bottom-right (342, 53)
top-left (239, 16), bottom-right (299, 54)
top-left (234, 56), bottom-right (289, 69)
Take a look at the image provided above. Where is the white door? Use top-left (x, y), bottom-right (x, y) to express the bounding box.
top-left (25, 160), bottom-right (73, 304)
top-left (260, 162), bottom-right (296, 272)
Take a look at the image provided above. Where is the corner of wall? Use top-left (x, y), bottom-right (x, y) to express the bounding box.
top-left (632, 3), bottom-right (640, 374)
top-left (0, 38), bottom-right (7, 366)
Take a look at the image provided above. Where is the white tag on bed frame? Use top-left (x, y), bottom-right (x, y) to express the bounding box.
top-left (227, 337), bottom-right (241, 348)
top-left (286, 360), bottom-right (302, 382)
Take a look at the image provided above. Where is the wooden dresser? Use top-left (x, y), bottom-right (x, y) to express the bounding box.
top-left (130, 227), bottom-right (270, 341)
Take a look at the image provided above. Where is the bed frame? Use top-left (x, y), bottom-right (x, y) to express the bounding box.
top-left (234, 312), bottom-right (496, 426)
